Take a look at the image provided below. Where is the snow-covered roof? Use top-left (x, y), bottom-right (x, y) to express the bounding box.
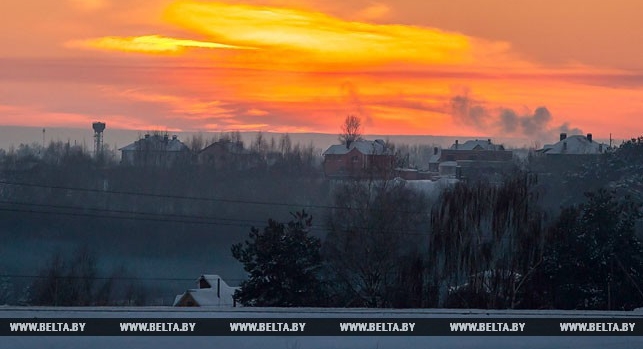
top-left (199, 274), bottom-right (233, 289)
top-left (398, 178), bottom-right (458, 196)
top-left (323, 140), bottom-right (392, 156)
top-left (174, 288), bottom-right (237, 307)
top-left (450, 139), bottom-right (504, 151)
top-left (439, 161), bottom-right (458, 168)
top-left (119, 134), bottom-right (189, 152)
top-left (174, 274), bottom-right (239, 307)
top-left (540, 135), bottom-right (608, 155)
top-left (200, 140), bottom-right (249, 154)
top-left (429, 149), bottom-right (441, 164)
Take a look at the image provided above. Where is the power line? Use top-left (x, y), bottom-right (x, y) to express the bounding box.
top-left (0, 179), bottom-right (333, 210)
top-left (0, 180), bottom-right (529, 239)
top-left (0, 205), bottom-right (431, 236)
top-left (0, 274), bottom-right (247, 283)
top-left (0, 206), bottom-right (256, 229)
top-left (0, 198), bottom-right (434, 236)
top-left (0, 180), bottom-right (437, 234)
top-left (0, 179), bottom-right (434, 215)
top-left (0, 201), bottom-right (524, 240)
top-left (0, 199), bottom-right (267, 226)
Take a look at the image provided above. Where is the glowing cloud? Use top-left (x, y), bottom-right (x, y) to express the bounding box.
top-left (68, 35), bottom-right (256, 54)
top-left (162, 1), bottom-right (477, 66)
top-left (51, 1), bottom-right (643, 139)
top-left (72, 1), bottom-right (507, 68)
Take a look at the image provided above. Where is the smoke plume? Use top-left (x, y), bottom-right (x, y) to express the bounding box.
top-left (450, 93), bottom-right (583, 142)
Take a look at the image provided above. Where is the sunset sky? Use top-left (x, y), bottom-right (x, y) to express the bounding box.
top-left (2, 0), bottom-right (643, 142)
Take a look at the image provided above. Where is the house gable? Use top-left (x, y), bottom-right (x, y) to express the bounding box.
top-left (174, 274), bottom-right (239, 307)
top-left (119, 134), bottom-right (190, 167)
top-left (322, 141), bottom-right (394, 178)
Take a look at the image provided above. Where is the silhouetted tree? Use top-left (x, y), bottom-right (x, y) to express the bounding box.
top-left (324, 178), bottom-right (428, 307)
top-left (430, 171), bottom-right (546, 309)
top-left (27, 247), bottom-right (145, 306)
top-left (232, 211), bottom-right (323, 306)
top-left (536, 189), bottom-right (643, 310)
top-left (0, 277), bottom-right (14, 305)
top-left (339, 115), bottom-right (363, 145)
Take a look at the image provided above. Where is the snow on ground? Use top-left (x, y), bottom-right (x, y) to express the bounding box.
top-left (401, 178), bottom-right (458, 197)
top-left (2, 307), bottom-right (643, 348)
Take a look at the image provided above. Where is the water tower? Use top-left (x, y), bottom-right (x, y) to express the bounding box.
top-left (92, 122), bottom-right (106, 156)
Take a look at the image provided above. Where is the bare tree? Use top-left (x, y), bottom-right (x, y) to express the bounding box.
top-left (279, 134), bottom-right (292, 155)
top-left (251, 132), bottom-right (269, 157)
top-left (323, 178), bottom-right (429, 307)
top-left (187, 133), bottom-right (205, 153)
top-left (339, 115), bottom-right (363, 145)
top-left (429, 171), bottom-right (546, 309)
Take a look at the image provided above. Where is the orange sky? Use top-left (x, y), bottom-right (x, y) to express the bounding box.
top-left (1, 0), bottom-right (643, 142)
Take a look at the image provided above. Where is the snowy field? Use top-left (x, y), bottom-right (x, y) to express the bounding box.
top-left (2, 307), bottom-right (643, 349)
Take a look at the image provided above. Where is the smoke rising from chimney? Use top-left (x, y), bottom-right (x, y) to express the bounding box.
top-left (450, 93), bottom-right (488, 128)
top-left (450, 92), bottom-right (583, 142)
top-left (341, 81), bottom-right (373, 127)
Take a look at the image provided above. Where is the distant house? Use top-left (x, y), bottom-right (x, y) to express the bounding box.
top-left (451, 139), bottom-right (507, 152)
top-left (322, 139), bottom-right (395, 178)
top-left (120, 134), bottom-right (190, 167)
top-left (538, 133), bottom-right (608, 155)
top-left (531, 133), bottom-right (609, 174)
top-left (438, 161), bottom-right (459, 178)
top-left (174, 274), bottom-right (239, 307)
top-left (198, 140), bottom-right (261, 170)
top-left (429, 139), bottom-right (513, 174)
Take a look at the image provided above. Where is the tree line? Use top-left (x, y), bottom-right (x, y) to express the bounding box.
top-left (0, 134), bottom-right (329, 307)
top-left (232, 139), bottom-right (643, 310)
top-left (3, 128), bottom-right (643, 309)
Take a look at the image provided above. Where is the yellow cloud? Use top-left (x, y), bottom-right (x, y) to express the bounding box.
top-left (163, 1), bottom-right (475, 66)
top-left (69, 1), bottom-right (511, 69)
top-left (67, 35), bottom-right (256, 54)
top-left (63, 1), bottom-right (603, 136)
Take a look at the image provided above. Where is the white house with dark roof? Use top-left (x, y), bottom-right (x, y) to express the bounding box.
top-left (539, 133), bottom-right (608, 155)
top-left (428, 139), bottom-right (512, 173)
top-left (323, 139), bottom-right (392, 156)
top-left (197, 139), bottom-right (262, 170)
top-left (173, 274), bottom-right (239, 307)
top-left (449, 139), bottom-right (506, 151)
top-left (120, 133), bottom-right (191, 167)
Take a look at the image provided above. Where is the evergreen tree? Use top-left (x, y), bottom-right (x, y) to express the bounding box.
top-left (542, 189), bottom-right (643, 310)
top-left (231, 211), bottom-right (323, 306)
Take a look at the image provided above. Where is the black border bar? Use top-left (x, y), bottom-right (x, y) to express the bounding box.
top-left (2, 318), bottom-right (643, 336)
